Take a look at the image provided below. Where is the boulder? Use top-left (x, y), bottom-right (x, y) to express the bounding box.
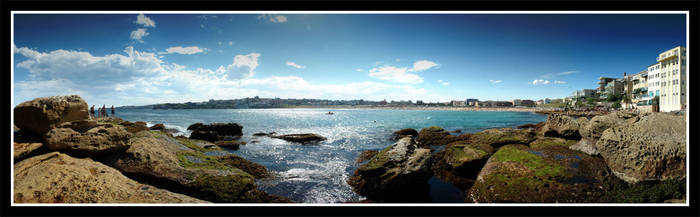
top-left (187, 123), bottom-right (243, 142)
top-left (57, 119), bottom-right (98, 132)
top-left (13, 95), bottom-right (89, 136)
top-left (109, 131), bottom-right (285, 202)
top-left (569, 137), bottom-right (599, 155)
top-left (468, 144), bottom-right (610, 203)
top-left (44, 122), bottom-right (132, 156)
top-left (121, 121), bottom-right (150, 134)
top-left (580, 112), bottom-right (639, 140)
top-left (469, 128), bottom-right (535, 152)
top-left (14, 152), bottom-right (206, 203)
top-left (14, 142), bottom-right (46, 162)
top-left (271, 133), bottom-right (326, 144)
top-left (529, 137), bottom-right (577, 150)
top-left (416, 126), bottom-right (455, 147)
top-left (215, 140), bottom-right (247, 150)
top-left (541, 114), bottom-right (584, 139)
top-left (150, 124), bottom-right (166, 130)
top-left (392, 128), bottom-right (418, 140)
top-left (347, 137), bottom-right (432, 202)
top-left (596, 113), bottom-right (685, 183)
top-left (431, 140), bottom-right (491, 190)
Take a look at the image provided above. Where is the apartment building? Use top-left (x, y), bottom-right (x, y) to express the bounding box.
top-left (597, 77), bottom-right (624, 100)
top-left (622, 70), bottom-right (651, 108)
top-left (654, 46), bottom-right (687, 112)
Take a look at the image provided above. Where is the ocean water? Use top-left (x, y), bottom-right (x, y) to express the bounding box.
top-left (115, 108), bottom-right (546, 203)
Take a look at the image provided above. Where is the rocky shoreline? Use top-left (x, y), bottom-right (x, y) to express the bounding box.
top-left (13, 95), bottom-right (686, 203)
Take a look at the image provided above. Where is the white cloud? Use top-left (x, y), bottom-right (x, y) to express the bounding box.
top-left (369, 66), bottom-right (423, 84)
top-left (258, 14), bottom-right (288, 23)
top-left (438, 80), bottom-right (449, 86)
top-left (408, 60), bottom-right (439, 72)
top-left (355, 69), bottom-right (363, 72)
top-left (554, 80), bottom-right (567, 84)
top-left (222, 53), bottom-right (260, 79)
top-left (135, 14), bottom-right (156, 27)
top-left (532, 79), bottom-right (550, 85)
top-left (228, 41), bottom-right (233, 46)
top-left (218, 41), bottom-right (222, 46)
top-left (13, 46), bottom-right (455, 106)
top-left (159, 46), bottom-right (207, 55)
top-left (542, 70), bottom-right (578, 79)
top-left (489, 80), bottom-right (502, 84)
top-left (286, 61), bottom-right (305, 69)
top-left (368, 60), bottom-right (438, 84)
top-left (15, 46), bottom-right (164, 86)
top-left (130, 28), bottom-right (149, 42)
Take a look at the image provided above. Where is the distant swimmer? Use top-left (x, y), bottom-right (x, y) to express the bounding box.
top-left (326, 111), bottom-right (334, 115)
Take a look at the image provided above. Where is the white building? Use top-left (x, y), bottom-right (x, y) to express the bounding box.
top-left (648, 46), bottom-right (687, 112)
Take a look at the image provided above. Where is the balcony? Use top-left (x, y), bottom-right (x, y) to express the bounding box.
top-left (657, 51), bottom-right (678, 62)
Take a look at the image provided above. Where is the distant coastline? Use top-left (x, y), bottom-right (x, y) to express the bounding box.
top-left (119, 105), bottom-right (559, 112)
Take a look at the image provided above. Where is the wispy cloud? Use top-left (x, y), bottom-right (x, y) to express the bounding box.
top-left (541, 70), bottom-right (578, 79)
top-left (159, 46), bottom-right (207, 55)
top-left (558, 70), bottom-right (578, 75)
top-left (286, 61), bottom-right (305, 69)
top-left (438, 80), bottom-right (450, 86)
top-left (408, 60), bottom-right (439, 72)
top-left (553, 80), bottom-right (567, 84)
top-left (130, 28), bottom-right (149, 43)
top-left (489, 80), bottom-right (502, 84)
top-left (258, 14), bottom-right (287, 23)
top-left (135, 14), bottom-right (156, 27)
top-left (532, 79), bottom-right (550, 85)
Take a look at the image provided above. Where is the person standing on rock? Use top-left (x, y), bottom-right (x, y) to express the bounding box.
top-left (90, 105), bottom-right (95, 119)
top-left (101, 104), bottom-right (106, 118)
top-left (111, 105), bottom-right (115, 117)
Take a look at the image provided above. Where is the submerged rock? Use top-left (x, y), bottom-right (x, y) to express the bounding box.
top-left (44, 122), bottom-right (132, 156)
top-left (596, 112), bottom-right (685, 183)
top-left (392, 128), bottom-right (418, 141)
top-left (215, 140), bottom-right (247, 150)
top-left (188, 123), bottom-right (243, 142)
top-left (347, 137), bottom-right (432, 202)
top-left (271, 133), bottom-right (327, 144)
top-left (13, 95), bottom-right (90, 136)
top-left (14, 152), bottom-right (206, 203)
top-left (468, 144), bottom-right (610, 203)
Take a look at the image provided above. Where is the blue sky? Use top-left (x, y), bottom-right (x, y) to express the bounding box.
top-left (12, 13), bottom-right (686, 106)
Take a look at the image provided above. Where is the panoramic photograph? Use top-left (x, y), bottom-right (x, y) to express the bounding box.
top-left (11, 12), bottom-right (688, 204)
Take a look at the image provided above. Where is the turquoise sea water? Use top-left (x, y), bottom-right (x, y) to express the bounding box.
top-left (115, 108), bottom-right (546, 203)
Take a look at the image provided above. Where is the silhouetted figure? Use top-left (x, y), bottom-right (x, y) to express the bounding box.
top-left (111, 105), bottom-right (115, 117)
top-left (90, 105), bottom-right (95, 119)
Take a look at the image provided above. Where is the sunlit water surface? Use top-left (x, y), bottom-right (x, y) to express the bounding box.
top-left (116, 108), bottom-right (546, 203)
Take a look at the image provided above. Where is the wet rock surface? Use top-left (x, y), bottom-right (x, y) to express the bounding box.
top-left (187, 123), bottom-right (243, 142)
top-left (347, 137), bottom-right (433, 202)
top-left (467, 144), bottom-right (610, 203)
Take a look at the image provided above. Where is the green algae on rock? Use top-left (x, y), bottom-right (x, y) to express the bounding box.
top-left (467, 144), bottom-right (610, 203)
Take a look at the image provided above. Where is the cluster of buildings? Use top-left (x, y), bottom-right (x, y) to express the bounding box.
top-left (565, 46), bottom-right (687, 112)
